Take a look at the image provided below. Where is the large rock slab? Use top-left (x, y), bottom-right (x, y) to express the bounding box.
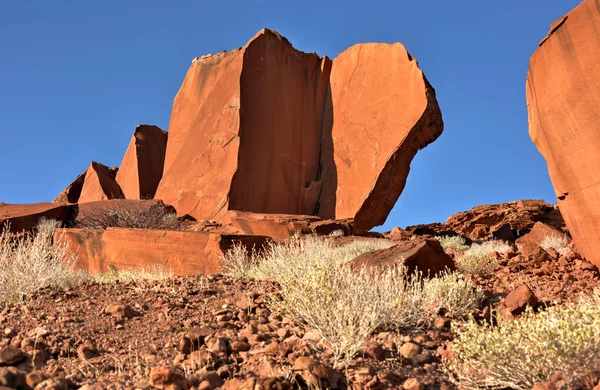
top-left (348, 238), bottom-right (455, 277)
top-left (155, 28), bottom-right (332, 220)
top-left (116, 125), bottom-right (168, 200)
top-left (526, 0), bottom-right (600, 267)
top-left (79, 162), bottom-right (124, 203)
top-left (318, 43), bottom-right (443, 230)
top-left (55, 228), bottom-right (270, 276)
top-left (53, 170), bottom-right (86, 204)
top-left (0, 203), bottom-right (76, 233)
top-left (516, 221), bottom-right (571, 247)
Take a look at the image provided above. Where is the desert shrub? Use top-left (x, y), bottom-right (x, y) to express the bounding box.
top-left (76, 203), bottom-right (179, 230)
top-left (446, 290), bottom-right (600, 389)
top-left (0, 219), bottom-right (79, 306)
top-left (87, 264), bottom-right (173, 284)
top-left (540, 234), bottom-right (570, 255)
top-left (435, 235), bottom-right (470, 251)
top-left (226, 236), bottom-right (482, 365)
top-left (456, 241), bottom-right (511, 275)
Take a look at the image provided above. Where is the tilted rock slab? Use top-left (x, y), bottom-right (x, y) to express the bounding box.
top-left (53, 170), bottom-right (86, 204)
top-left (318, 43), bottom-right (443, 230)
top-left (155, 29), bottom-right (332, 220)
top-left (0, 202), bottom-right (76, 233)
top-left (78, 162), bottom-right (124, 203)
top-left (526, 0), bottom-right (600, 267)
top-left (55, 228), bottom-right (269, 276)
top-left (116, 125), bottom-right (168, 200)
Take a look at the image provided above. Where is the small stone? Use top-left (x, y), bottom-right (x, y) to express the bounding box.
top-left (434, 316), bottom-right (451, 329)
top-left (504, 285), bottom-right (538, 315)
top-left (149, 365), bottom-right (188, 389)
top-left (26, 371), bottom-right (49, 388)
top-left (0, 345), bottom-right (25, 366)
top-left (532, 382), bottom-right (557, 390)
top-left (104, 304), bottom-right (136, 319)
top-left (403, 377), bottom-right (425, 390)
top-left (0, 366), bottom-right (27, 388)
top-left (230, 341), bottom-right (251, 353)
top-left (399, 342), bottom-right (422, 358)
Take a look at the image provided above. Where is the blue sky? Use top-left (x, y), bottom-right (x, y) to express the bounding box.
top-left (0, 0), bottom-right (580, 230)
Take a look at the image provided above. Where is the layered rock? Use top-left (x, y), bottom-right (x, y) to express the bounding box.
top-left (318, 43), bottom-right (444, 230)
top-left (55, 228), bottom-right (269, 276)
top-left (78, 162), bottom-right (124, 203)
top-left (0, 203), bottom-right (76, 233)
top-left (526, 0), bottom-right (600, 267)
top-left (116, 125), bottom-right (168, 200)
top-left (155, 29), bottom-right (332, 220)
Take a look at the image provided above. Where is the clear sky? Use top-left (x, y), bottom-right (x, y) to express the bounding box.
top-left (0, 0), bottom-right (580, 231)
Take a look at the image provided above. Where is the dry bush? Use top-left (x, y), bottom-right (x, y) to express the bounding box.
top-left (456, 241), bottom-right (512, 275)
top-left (0, 218), bottom-right (80, 306)
top-left (446, 289), bottom-right (600, 389)
top-left (540, 234), bottom-right (570, 255)
top-left (76, 203), bottom-right (179, 230)
top-left (84, 264), bottom-right (174, 284)
top-left (435, 235), bottom-right (470, 251)
top-left (225, 236), bottom-right (482, 366)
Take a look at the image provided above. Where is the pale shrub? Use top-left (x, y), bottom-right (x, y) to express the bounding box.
top-left (456, 241), bottom-right (511, 275)
top-left (226, 236), bottom-right (482, 366)
top-left (540, 234), bottom-right (570, 255)
top-left (88, 264), bottom-right (173, 284)
top-left (0, 219), bottom-right (79, 306)
top-left (435, 235), bottom-right (470, 251)
top-left (76, 203), bottom-right (179, 230)
top-left (445, 290), bottom-right (600, 389)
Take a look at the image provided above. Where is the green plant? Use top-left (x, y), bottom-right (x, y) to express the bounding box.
top-left (456, 241), bottom-right (511, 275)
top-left (445, 290), bottom-right (600, 389)
top-left (435, 235), bottom-right (470, 251)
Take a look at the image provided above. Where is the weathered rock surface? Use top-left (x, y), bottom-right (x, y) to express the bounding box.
top-left (348, 238), bottom-right (455, 276)
top-left (155, 28), bottom-right (332, 221)
top-left (53, 170), bottom-right (86, 204)
top-left (318, 43), bottom-right (443, 230)
top-left (55, 228), bottom-right (269, 276)
top-left (78, 162), bottom-right (124, 203)
top-left (0, 203), bottom-right (76, 233)
top-left (445, 200), bottom-right (565, 240)
top-left (516, 221), bottom-right (570, 247)
top-left (526, 0), bottom-right (600, 267)
top-left (116, 125), bottom-right (168, 200)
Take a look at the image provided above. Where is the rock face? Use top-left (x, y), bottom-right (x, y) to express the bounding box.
top-left (155, 29), bottom-right (332, 221)
top-left (444, 200), bottom-right (565, 240)
top-left (318, 43), bottom-right (444, 230)
top-left (348, 238), bottom-right (455, 277)
top-left (116, 125), bottom-right (168, 200)
top-left (53, 170), bottom-right (86, 204)
top-left (526, 0), bottom-right (600, 267)
top-left (79, 162), bottom-right (124, 203)
top-left (55, 228), bottom-right (269, 276)
top-left (0, 203), bottom-right (76, 233)
top-left (516, 221), bottom-right (570, 247)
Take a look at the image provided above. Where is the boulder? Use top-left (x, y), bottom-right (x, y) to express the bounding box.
top-left (516, 221), bottom-right (570, 247)
top-left (318, 43), bottom-right (443, 230)
top-left (0, 203), bottom-right (76, 233)
top-left (155, 28), bottom-right (332, 220)
top-left (78, 162), bottom-right (124, 203)
top-left (445, 200), bottom-right (565, 240)
top-left (348, 238), bottom-right (455, 277)
top-left (115, 125), bottom-right (168, 199)
top-left (503, 285), bottom-right (538, 316)
top-left (53, 170), bottom-right (86, 204)
top-left (526, 0), bottom-right (600, 268)
top-left (54, 227), bottom-right (270, 276)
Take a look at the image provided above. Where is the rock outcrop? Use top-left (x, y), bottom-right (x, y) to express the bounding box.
top-left (155, 29), bottom-right (332, 221)
top-left (0, 203), bottom-right (76, 233)
top-left (526, 0), bottom-right (600, 267)
top-left (53, 170), bottom-right (86, 204)
top-left (78, 162), bottom-right (124, 203)
top-left (318, 43), bottom-right (444, 230)
top-left (116, 125), bottom-right (168, 200)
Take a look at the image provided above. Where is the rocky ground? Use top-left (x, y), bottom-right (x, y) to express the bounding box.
top-left (1, 234), bottom-right (599, 390)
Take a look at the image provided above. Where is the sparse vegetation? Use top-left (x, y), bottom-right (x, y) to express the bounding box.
top-left (540, 234), bottom-right (570, 255)
top-left (76, 203), bottom-right (179, 230)
top-left (224, 235), bottom-right (482, 366)
top-left (85, 264), bottom-right (174, 284)
top-left (456, 241), bottom-right (512, 275)
top-left (446, 289), bottom-right (600, 389)
top-left (435, 235), bottom-right (470, 251)
top-left (0, 219), bottom-right (80, 306)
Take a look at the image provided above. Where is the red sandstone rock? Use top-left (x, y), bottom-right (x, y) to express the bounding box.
top-left (318, 43), bottom-right (443, 230)
top-left (445, 200), bottom-right (565, 240)
top-left (78, 162), bottom-right (124, 203)
top-left (116, 125), bottom-right (168, 200)
top-left (516, 222), bottom-right (570, 247)
top-left (0, 203), bottom-right (76, 233)
top-left (54, 227), bottom-right (269, 276)
top-left (526, 0), bottom-right (600, 268)
top-left (503, 285), bottom-right (538, 316)
top-left (155, 29), bottom-right (331, 220)
top-left (348, 238), bottom-right (455, 277)
top-left (53, 170), bottom-right (86, 204)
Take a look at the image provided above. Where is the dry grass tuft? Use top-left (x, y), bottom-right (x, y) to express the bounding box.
top-left (88, 264), bottom-right (174, 284)
top-left (0, 218), bottom-right (80, 306)
top-left (456, 241), bottom-right (512, 275)
top-left (540, 234), bottom-right (570, 255)
top-left (435, 235), bottom-right (470, 251)
top-left (446, 289), bottom-right (600, 389)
